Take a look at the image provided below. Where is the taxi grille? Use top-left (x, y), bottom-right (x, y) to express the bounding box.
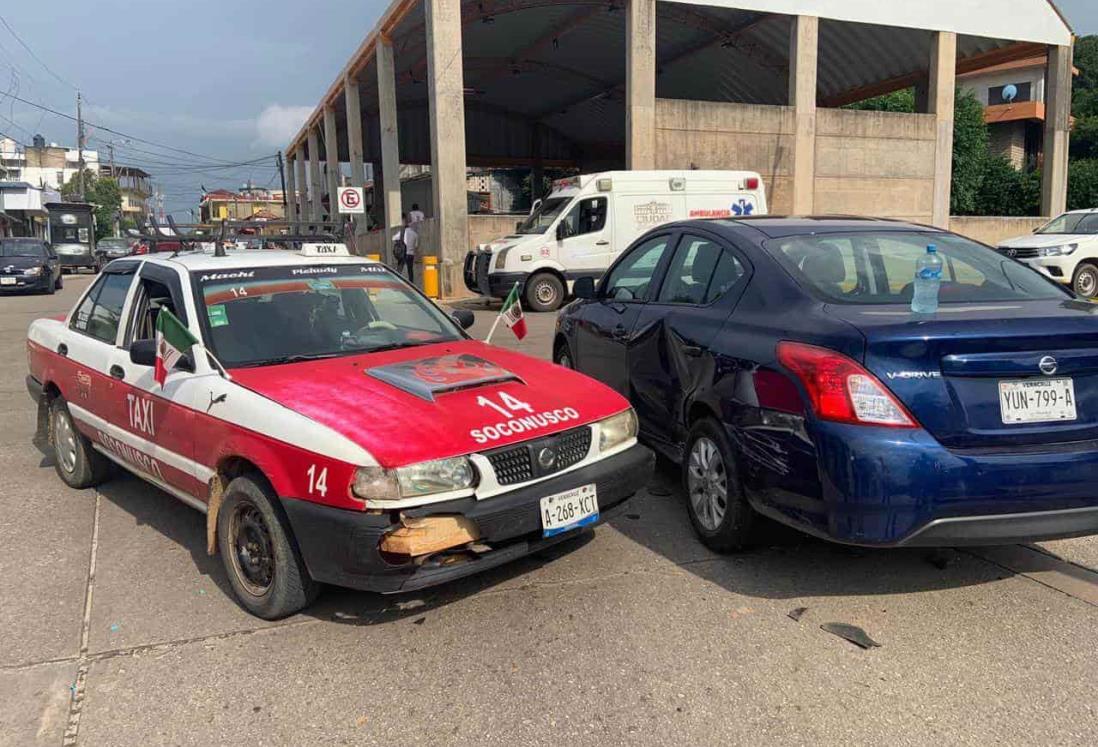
top-left (485, 426), bottom-right (592, 485)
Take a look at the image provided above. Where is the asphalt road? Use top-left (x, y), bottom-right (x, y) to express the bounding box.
top-left (4, 278), bottom-right (1098, 745)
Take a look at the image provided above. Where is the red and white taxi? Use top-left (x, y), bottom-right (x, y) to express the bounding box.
top-left (26, 243), bottom-right (653, 618)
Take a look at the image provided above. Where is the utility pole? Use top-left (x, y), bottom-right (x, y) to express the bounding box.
top-left (108, 144), bottom-right (115, 178)
top-left (276, 150), bottom-right (288, 216)
top-left (76, 92), bottom-right (86, 200)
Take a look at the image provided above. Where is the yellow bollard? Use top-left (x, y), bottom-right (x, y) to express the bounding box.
top-left (366, 253), bottom-right (381, 262)
top-left (422, 256), bottom-right (440, 299)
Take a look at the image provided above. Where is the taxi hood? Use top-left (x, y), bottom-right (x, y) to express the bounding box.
top-left (228, 340), bottom-right (630, 468)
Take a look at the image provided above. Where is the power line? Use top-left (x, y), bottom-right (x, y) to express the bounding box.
top-left (0, 14), bottom-right (76, 91)
top-left (5, 92), bottom-right (271, 164)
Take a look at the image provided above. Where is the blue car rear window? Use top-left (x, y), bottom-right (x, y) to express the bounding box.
top-left (765, 231), bottom-right (1069, 305)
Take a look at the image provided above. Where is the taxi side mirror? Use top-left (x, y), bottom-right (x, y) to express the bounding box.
top-left (130, 339), bottom-right (156, 367)
top-left (451, 309), bottom-right (475, 330)
top-left (573, 276), bottom-right (596, 300)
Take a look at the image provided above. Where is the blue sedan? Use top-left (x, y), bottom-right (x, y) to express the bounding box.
top-left (554, 217), bottom-right (1098, 550)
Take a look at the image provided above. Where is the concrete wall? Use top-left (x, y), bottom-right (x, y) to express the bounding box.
top-left (814, 108), bottom-right (937, 223)
top-left (653, 100), bottom-right (937, 221)
top-left (654, 99), bottom-right (796, 213)
top-left (949, 216), bottom-right (1047, 246)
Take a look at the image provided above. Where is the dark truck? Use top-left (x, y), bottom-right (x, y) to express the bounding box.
top-left (46, 202), bottom-right (97, 272)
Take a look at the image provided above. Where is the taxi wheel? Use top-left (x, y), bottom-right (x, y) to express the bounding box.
top-left (217, 475), bottom-right (319, 620)
top-left (525, 272), bottom-right (564, 313)
top-left (50, 397), bottom-right (112, 489)
top-left (682, 418), bottom-right (755, 552)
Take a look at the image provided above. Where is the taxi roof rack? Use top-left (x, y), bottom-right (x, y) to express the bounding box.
top-left (131, 219), bottom-right (346, 259)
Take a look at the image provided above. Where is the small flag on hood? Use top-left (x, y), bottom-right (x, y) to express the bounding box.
top-left (155, 308), bottom-right (197, 387)
top-left (499, 281), bottom-right (527, 340)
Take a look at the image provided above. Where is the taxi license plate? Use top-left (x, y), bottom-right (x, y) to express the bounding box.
top-left (540, 484), bottom-right (598, 537)
top-left (999, 378), bottom-right (1077, 424)
top-left (0, 277), bottom-right (15, 286)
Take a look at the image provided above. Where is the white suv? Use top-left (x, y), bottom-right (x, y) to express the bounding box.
top-left (997, 209), bottom-right (1098, 297)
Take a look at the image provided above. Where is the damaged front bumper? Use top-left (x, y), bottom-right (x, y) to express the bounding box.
top-left (281, 442), bottom-right (654, 593)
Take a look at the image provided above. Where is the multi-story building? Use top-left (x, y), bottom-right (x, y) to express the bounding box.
top-left (0, 135), bottom-right (100, 191)
top-left (958, 53), bottom-right (1077, 171)
top-left (101, 165), bottom-right (152, 220)
top-left (199, 186), bottom-right (285, 223)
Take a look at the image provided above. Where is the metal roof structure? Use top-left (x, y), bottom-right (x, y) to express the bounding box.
top-left (288, 0), bottom-right (1074, 167)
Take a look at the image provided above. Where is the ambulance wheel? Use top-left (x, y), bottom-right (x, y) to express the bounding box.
top-left (525, 272), bottom-right (564, 313)
top-left (218, 475), bottom-right (319, 620)
top-left (50, 397), bottom-right (112, 489)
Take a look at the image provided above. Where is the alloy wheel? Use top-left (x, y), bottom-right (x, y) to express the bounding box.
top-left (53, 409), bottom-right (78, 475)
top-left (687, 437), bottom-right (728, 531)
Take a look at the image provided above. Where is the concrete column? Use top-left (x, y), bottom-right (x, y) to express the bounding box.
top-left (293, 148), bottom-right (308, 225)
top-left (323, 104), bottom-right (340, 223)
top-left (1042, 42), bottom-right (1073, 218)
top-left (284, 151), bottom-right (298, 223)
top-left (531, 123), bottom-right (544, 203)
top-left (929, 31), bottom-right (957, 229)
top-left (789, 15), bottom-right (818, 215)
top-left (377, 36), bottom-right (403, 263)
top-left (426, 0), bottom-right (469, 294)
top-left (307, 126), bottom-right (323, 222)
top-left (344, 74), bottom-right (367, 239)
top-left (625, 0), bottom-right (656, 170)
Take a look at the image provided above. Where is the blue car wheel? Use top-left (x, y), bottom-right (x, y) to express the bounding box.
top-left (683, 419), bottom-right (755, 552)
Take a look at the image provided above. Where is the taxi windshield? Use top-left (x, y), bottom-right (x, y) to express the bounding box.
top-left (194, 263), bottom-right (464, 367)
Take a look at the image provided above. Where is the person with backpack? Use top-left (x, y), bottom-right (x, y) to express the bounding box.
top-left (391, 213), bottom-right (418, 283)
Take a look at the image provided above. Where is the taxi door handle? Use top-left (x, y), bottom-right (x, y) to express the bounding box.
top-left (57, 343), bottom-right (68, 357)
top-left (109, 365), bottom-right (125, 380)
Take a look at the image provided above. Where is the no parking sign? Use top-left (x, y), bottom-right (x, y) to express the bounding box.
top-left (337, 186), bottom-right (365, 214)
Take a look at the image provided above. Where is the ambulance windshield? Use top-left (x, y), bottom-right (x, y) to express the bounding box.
top-left (193, 264), bottom-right (464, 368)
top-left (515, 197), bottom-right (572, 235)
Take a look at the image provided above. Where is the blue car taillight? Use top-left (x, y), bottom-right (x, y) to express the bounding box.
top-left (776, 342), bottom-right (919, 428)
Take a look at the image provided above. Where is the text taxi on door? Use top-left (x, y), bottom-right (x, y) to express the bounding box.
top-left (26, 242), bottom-right (652, 618)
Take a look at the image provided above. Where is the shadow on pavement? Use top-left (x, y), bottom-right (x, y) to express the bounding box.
top-left (609, 457), bottom-right (1010, 601)
top-left (92, 470), bottom-right (596, 625)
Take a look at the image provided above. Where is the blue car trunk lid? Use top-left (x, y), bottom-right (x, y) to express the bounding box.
top-left (825, 299), bottom-right (1098, 449)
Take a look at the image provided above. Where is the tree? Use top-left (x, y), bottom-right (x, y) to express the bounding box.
top-left (60, 169), bottom-right (123, 240)
top-left (843, 88), bottom-right (916, 113)
top-left (1067, 159), bottom-right (1098, 211)
top-left (950, 90), bottom-right (991, 215)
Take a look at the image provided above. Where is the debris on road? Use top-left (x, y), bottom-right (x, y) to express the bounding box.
top-left (820, 622), bottom-right (881, 649)
top-left (413, 616), bottom-right (426, 626)
top-left (787, 606), bottom-right (809, 622)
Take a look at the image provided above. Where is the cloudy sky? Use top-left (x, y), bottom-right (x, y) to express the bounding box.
top-left (0, 1), bottom-right (1094, 219)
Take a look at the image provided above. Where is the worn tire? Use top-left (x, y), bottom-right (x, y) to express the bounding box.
top-left (55, 275), bottom-right (63, 291)
top-left (50, 397), bottom-right (112, 489)
top-left (525, 272), bottom-right (565, 313)
top-left (1073, 263), bottom-right (1098, 298)
top-left (682, 418), bottom-right (755, 552)
top-left (217, 474), bottom-right (319, 619)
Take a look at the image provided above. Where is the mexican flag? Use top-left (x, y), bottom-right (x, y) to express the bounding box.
top-left (499, 282), bottom-right (527, 340)
top-left (155, 308), bottom-right (197, 387)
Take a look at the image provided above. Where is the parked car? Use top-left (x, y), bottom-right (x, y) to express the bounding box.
top-left (95, 237), bottom-right (137, 268)
top-left (26, 242), bottom-right (652, 618)
top-left (0, 238), bottom-right (62, 295)
top-left (997, 209), bottom-right (1098, 296)
top-left (555, 216), bottom-right (1098, 551)
top-left (464, 170), bottom-right (768, 312)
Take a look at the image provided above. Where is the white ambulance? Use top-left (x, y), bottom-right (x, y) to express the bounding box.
top-left (463, 170), bottom-right (768, 311)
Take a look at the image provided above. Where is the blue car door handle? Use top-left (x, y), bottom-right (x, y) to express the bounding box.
top-left (612, 325), bottom-right (629, 340)
top-left (681, 345), bottom-right (703, 357)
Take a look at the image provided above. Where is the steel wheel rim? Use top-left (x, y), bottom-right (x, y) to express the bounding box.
top-left (535, 281), bottom-right (558, 306)
top-left (1081, 272), bottom-right (1097, 297)
top-left (687, 437), bottom-right (728, 531)
top-left (229, 502), bottom-right (275, 597)
top-left (54, 409), bottom-right (78, 475)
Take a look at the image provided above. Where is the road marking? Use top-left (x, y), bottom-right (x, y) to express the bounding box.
top-left (62, 491), bottom-right (101, 747)
top-left (968, 544), bottom-right (1098, 608)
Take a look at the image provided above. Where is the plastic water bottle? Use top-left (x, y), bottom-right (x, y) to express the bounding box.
top-left (912, 244), bottom-right (943, 313)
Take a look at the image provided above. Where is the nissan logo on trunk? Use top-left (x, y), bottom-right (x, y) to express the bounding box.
top-left (1039, 356), bottom-right (1058, 376)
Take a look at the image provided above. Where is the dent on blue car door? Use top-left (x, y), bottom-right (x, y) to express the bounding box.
top-left (629, 231), bottom-right (752, 450)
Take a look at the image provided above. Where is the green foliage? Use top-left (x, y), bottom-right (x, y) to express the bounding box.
top-left (60, 170), bottom-right (123, 240)
top-left (951, 90), bottom-right (990, 215)
top-left (973, 157), bottom-right (1041, 216)
top-left (1067, 159), bottom-right (1098, 211)
top-left (843, 88), bottom-right (915, 113)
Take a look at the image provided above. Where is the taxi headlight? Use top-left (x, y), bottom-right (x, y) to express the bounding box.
top-left (23, 266), bottom-right (42, 276)
top-left (598, 409), bottom-right (638, 452)
top-left (353, 457), bottom-right (476, 502)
